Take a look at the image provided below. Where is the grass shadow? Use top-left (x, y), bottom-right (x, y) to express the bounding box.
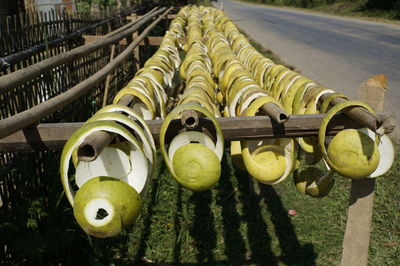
top-left (173, 187), bottom-right (182, 264)
top-left (234, 168), bottom-right (278, 265)
top-left (260, 184), bottom-right (317, 265)
top-left (134, 153), bottom-right (166, 260)
top-left (217, 154), bottom-right (247, 265)
top-left (188, 190), bottom-right (217, 264)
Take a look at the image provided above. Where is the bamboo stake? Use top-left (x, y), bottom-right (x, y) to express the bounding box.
top-left (102, 44), bottom-right (116, 107)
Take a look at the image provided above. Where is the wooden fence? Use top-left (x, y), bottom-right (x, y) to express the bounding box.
top-left (0, 7), bottom-right (148, 122)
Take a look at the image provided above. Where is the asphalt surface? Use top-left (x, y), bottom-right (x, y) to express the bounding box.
top-left (215, 0), bottom-right (400, 137)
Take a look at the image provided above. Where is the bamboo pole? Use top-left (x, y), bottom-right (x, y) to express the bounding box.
top-left (320, 94), bottom-right (385, 135)
top-left (181, 109), bottom-right (204, 130)
top-left (0, 7), bottom-right (172, 140)
top-left (131, 13), bottom-right (140, 71)
top-left (179, 102), bottom-right (289, 131)
top-left (262, 103), bottom-right (290, 124)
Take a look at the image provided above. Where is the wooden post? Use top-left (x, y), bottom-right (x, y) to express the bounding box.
top-left (340, 74), bottom-right (388, 266)
top-left (131, 13), bottom-right (140, 70)
top-left (341, 179), bottom-right (375, 266)
top-left (102, 44), bottom-right (116, 107)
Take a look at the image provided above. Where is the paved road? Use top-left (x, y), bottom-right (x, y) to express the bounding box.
top-left (215, 0), bottom-right (400, 137)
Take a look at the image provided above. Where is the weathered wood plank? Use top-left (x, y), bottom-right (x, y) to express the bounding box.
top-left (126, 14), bottom-right (176, 21)
top-left (341, 179), bottom-right (375, 266)
top-left (0, 114), bottom-right (384, 153)
top-left (82, 35), bottom-right (164, 46)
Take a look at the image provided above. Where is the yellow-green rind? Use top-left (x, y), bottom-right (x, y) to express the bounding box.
top-left (73, 176), bottom-right (142, 238)
top-left (172, 144), bottom-right (221, 191)
top-left (159, 103), bottom-right (224, 190)
top-left (319, 101), bottom-right (379, 179)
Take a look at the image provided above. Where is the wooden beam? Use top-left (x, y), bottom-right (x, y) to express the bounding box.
top-left (0, 123), bottom-right (82, 152)
top-left (127, 13), bottom-right (176, 21)
top-left (82, 35), bottom-right (128, 45)
top-left (83, 35), bottom-right (164, 46)
top-left (1, 114), bottom-right (388, 153)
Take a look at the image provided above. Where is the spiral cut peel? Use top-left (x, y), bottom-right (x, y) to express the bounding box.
top-left (60, 5), bottom-right (396, 239)
top-left (59, 9), bottom-right (190, 237)
top-left (160, 103), bottom-right (224, 191)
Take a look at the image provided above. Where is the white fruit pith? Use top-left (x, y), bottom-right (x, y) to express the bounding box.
top-left (83, 198), bottom-right (114, 227)
top-left (75, 147), bottom-right (131, 188)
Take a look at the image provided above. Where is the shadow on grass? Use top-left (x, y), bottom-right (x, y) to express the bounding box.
top-left (134, 155), bottom-right (166, 261)
top-left (235, 167), bottom-right (278, 265)
top-left (259, 185), bottom-right (317, 265)
top-left (189, 190), bottom-right (217, 264)
top-left (217, 155), bottom-right (247, 265)
top-left (174, 187), bottom-right (182, 263)
top-left (218, 152), bottom-right (317, 265)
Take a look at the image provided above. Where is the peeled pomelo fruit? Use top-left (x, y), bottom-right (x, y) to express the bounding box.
top-left (73, 176), bottom-right (142, 238)
top-left (172, 143), bottom-right (221, 191)
top-left (319, 101), bottom-right (382, 179)
top-left (327, 129), bottom-right (379, 179)
top-left (294, 167), bottom-right (335, 198)
top-left (253, 148), bottom-right (286, 177)
top-left (159, 103), bottom-right (224, 191)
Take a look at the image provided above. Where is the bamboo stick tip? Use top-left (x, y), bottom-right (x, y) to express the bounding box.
top-left (181, 109), bottom-right (201, 129)
top-left (261, 103), bottom-right (289, 124)
top-left (278, 113), bottom-right (290, 123)
top-left (77, 144), bottom-right (97, 161)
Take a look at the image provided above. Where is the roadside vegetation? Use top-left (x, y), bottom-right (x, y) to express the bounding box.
top-left (240, 0), bottom-right (400, 20)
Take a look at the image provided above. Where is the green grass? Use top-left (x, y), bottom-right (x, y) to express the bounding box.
top-left (77, 149), bottom-right (399, 265)
top-left (4, 147), bottom-right (397, 265)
